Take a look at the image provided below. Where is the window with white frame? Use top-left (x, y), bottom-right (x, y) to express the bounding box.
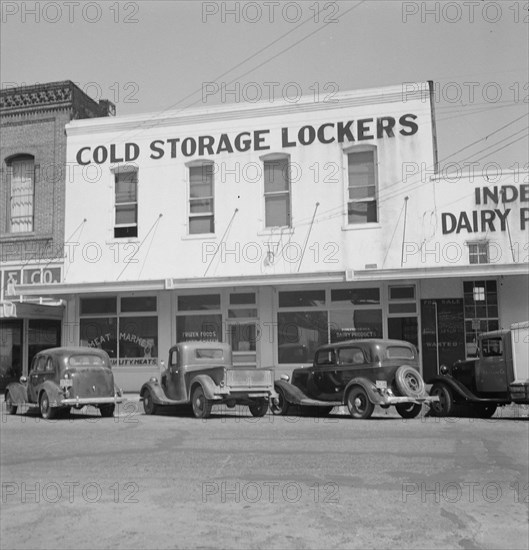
top-left (262, 155), bottom-right (291, 228)
top-left (346, 146), bottom-right (378, 224)
top-left (7, 155), bottom-right (35, 233)
top-left (189, 163), bottom-right (214, 235)
top-left (467, 241), bottom-right (489, 264)
top-left (114, 167), bottom-right (138, 238)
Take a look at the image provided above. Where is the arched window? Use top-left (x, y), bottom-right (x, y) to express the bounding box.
top-left (6, 154), bottom-right (35, 233)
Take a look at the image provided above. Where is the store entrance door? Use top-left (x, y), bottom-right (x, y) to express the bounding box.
top-left (28, 319), bottom-right (61, 372)
top-left (0, 319), bottom-right (23, 390)
top-left (227, 321), bottom-right (258, 368)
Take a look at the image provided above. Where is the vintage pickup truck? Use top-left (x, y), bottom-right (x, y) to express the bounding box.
top-left (139, 341), bottom-right (278, 419)
top-left (430, 321), bottom-right (529, 417)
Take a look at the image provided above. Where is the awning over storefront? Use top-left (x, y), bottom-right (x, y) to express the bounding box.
top-left (13, 263), bottom-right (529, 298)
top-left (0, 299), bottom-right (64, 319)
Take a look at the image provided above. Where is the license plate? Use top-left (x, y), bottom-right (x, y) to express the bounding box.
top-left (376, 380), bottom-right (387, 389)
top-left (60, 379), bottom-right (73, 388)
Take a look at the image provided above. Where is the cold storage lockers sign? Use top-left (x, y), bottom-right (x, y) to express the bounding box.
top-left (74, 115), bottom-right (419, 165)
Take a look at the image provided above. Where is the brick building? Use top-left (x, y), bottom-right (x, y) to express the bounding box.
top-left (0, 81), bottom-right (114, 388)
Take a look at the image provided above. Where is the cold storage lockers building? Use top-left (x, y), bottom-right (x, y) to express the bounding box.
top-left (16, 82), bottom-right (529, 390)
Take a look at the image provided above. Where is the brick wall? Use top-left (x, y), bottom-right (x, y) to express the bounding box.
top-left (0, 81), bottom-right (114, 264)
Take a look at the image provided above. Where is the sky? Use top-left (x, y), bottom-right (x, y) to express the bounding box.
top-left (1, 0), bottom-right (528, 176)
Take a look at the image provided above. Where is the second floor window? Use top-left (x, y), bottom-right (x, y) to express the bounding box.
top-left (8, 155), bottom-right (35, 233)
top-left (263, 156), bottom-right (291, 228)
top-left (114, 168), bottom-right (138, 238)
top-left (189, 164), bottom-right (214, 235)
top-left (468, 242), bottom-right (489, 264)
top-left (347, 147), bottom-right (378, 224)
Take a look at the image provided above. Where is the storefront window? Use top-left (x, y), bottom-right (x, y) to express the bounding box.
top-left (279, 290), bottom-right (325, 308)
top-left (80, 296), bottom-right (158, 366)
top-left (177, 314), bottom-right (222, 342)
top-left (178, 294), bottom-right (220, 311)
top-left (463, 280), bottom-right (499, 357)
top-left (331, 288), bottom-right (380, 305)
top-left (80, 318), bottom-right (118, 358)
top-left (278, 311), bottom-right (328, 363)
top-left (329, 310), bottom-right (382, 342)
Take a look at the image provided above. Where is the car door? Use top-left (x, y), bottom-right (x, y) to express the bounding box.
top-left (27, 355), bottom-right (48, 402)
top-left (476, 336), bottom-right (509, 393)
top-left (311, 349), bottom-right (340, 400)
top-left (337, 346), bottom-right (368, 386)
top-left (164, 348), bottom-right (186, 401)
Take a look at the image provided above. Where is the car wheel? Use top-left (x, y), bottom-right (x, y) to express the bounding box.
top-left (430, 383), bottom-right (454, 417)
top-left (249, 399), bottom-right (268, 417)
top-left (143, 388), bottom-right (158, 415)
top-left (192, 386), bottom-right (212, 419)
top-left (270, 386), bottom-right (290, 416)
top-left (395, 365), bottom-right (425, 397)
top-left (100, 404), bottom-right (115, 418)
top-left (396, 402), bottom-right (422, 419)
top-left (346, 387), bottom-right (375, 419)
top-left (39, 391), bottom-right (57, 420)
top-left (476, 403), bottom-right (497, 419)
top-left (5, 392), bottom-right (17, 415)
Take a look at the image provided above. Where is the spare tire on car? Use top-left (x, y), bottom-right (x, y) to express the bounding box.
top-left (395, 365), bottom-right (425, 397)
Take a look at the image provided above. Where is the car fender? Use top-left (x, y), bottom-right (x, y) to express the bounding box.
top-left (274, 379), bottom-right (311, 405)
top-left (140, 379), bottom-right (167, 405)
top-left (38, 380), bottom-right (64, 407)
top-left (343, 378), bottom-right (384, 405)
top-left (189, 374), bottom-right (219, 401)
top-left (429, 375), bottom-right (490, 402)
top-left (5, 382), bottom-right (28, 405)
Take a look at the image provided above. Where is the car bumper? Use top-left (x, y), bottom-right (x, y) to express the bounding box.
top-left (379, 394), bottom-right (439, 405)
top-left (59, 396), bottom-right (124, 406)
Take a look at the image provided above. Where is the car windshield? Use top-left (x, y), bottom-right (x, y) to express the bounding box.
top-left (68, 355), bottom-right (106, 367)
top-left (195, 349), bottom-right (223, 359)
top-left (481, 338), bottom-right (503, 357)
top-left (386, 346), bottom-right (414, 359)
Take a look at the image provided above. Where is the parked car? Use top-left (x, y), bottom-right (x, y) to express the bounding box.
top-left (4, 347), bottom-right (123, 419)
top-left (140, 341), bottom-right (278, 419)
top-left (429, 321), bottom-right (529, 418)
top-left (272, 339), bottom-right (438, 419)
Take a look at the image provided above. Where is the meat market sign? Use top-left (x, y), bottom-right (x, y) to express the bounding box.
top-left (75, 115), bottom-right (419, 165)
top-left (442, 184), bottom-right (529, 233)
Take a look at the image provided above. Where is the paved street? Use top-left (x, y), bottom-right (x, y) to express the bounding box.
top-left (1, 400), bottom-right (528, 550)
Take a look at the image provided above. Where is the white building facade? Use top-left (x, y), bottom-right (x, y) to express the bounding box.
top-left (17, 82), bottom-right (529, 390)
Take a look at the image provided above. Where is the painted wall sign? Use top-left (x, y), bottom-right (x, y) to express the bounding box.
top-left (1, 267), bottom-right (61, 300)
top-left (442, 184), bottom-right (529, 234)
top-left (75, 114), bottom-right (420, 165)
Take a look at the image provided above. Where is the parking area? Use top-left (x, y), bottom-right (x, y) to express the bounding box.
top-left (1, 398), bottom-right (528, 549)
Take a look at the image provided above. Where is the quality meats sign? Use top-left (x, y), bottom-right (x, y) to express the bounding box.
top-left (75, 115), bottom-right (419, 165)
